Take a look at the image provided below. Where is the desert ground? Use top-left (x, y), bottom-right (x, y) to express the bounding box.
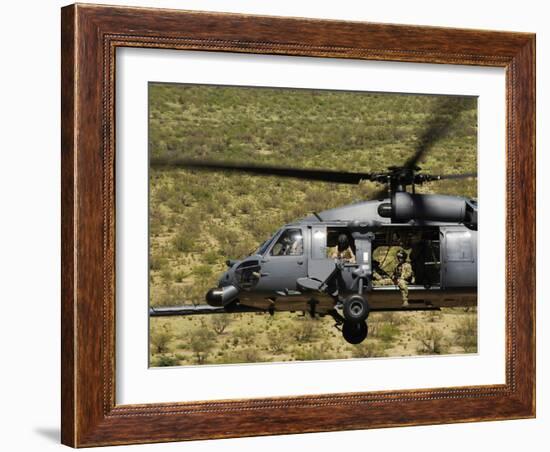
top-left (150, 309), bottom-right (477, 367)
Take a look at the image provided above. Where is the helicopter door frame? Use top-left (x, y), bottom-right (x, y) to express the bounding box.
top-left (307, 225), bottom-right (337, 283)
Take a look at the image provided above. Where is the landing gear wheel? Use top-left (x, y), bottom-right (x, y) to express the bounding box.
top-left (343, 294), bottom-right (370, 323)
top-left (342, 321), bottom-right (368, 344)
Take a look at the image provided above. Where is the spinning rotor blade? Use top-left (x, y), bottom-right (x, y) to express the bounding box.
top-left (367, 172), bottom-right (476, 199)
top-left (435, 172), bottom-right (477, 180)
top-left (151, 158), bottom-right (377, 185)
top-left (418, 172), bottom-right (477, 182)
top-left (404, 97), bottom-right (474, 170)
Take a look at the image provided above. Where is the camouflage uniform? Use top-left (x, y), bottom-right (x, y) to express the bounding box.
top-left (372, 252), bottom-right (413, 306)
top-left (393, 258), bottom-right (413, 306)
top-left (372, 275), bottom-right (395, 287)
top-left (372, 261), bottom-right (391, 285)
top-left (327, 246), bottom-right (356, 263)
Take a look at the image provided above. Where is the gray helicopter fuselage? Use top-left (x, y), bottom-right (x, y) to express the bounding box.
top-left (213, 196), bottom-right (477, 314)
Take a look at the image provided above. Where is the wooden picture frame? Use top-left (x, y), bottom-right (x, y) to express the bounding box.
top-left (61, 3), bottom-right (535, 447)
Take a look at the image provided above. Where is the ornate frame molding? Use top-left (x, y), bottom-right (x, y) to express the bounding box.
top-left (61, 4), bottom-right (535, 447)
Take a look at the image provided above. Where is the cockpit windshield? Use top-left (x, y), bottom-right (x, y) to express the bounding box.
top-left (255, 231), bottom-right (279, 255)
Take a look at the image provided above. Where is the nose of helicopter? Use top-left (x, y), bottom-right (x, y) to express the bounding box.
top-left (206, 285), bottom-right (239, 307)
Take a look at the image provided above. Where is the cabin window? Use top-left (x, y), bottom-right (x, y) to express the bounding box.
top-left (445, 231), bottom-right (473, 261)
top-left (311, 227), bottom-right (327, 259)
top-left (270, 228), bottom-right (303, 256)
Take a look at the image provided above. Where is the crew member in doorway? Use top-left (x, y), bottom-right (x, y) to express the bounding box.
top-left (393, 249), bottom-right (413, 306)
top-left (327, 234), bottom-right (356, 263)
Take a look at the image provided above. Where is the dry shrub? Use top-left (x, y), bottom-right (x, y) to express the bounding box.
top-left (351, 341), bottom-right (388, 358)
top-left (267, 327), bottom-right (288, 354)
top-left (150, 322), bottom-right (174, 355)
top-left (187, 327), bottom-right (216, 364)
top-left (290, 317), bottom-right (319, 343)
top-left (414, 326), bottom-right (448, 355)
top-left (453, 315), bottom-right (478, 353)
top-left (209, 315), bottom-right (233, 335)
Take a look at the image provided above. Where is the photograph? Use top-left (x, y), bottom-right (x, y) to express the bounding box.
top-left (147, 83), bottom-right (479, 367)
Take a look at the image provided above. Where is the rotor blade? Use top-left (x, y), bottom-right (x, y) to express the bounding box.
top-left (151, 158), bottom-right (377, 185)
top-left (434, 173), bottom-right (477, 180)
top-left (404, 97), bottom-right (474, 170)
top-left (149, 304), bottom-right (265, 317)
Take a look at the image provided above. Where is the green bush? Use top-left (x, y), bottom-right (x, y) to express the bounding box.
top-left (234, 327), bottom-right (256, 346)
top-left (151, 354), bottom-right (179, 367)
top-left (187, 327), bottom-right (216, 364)
top-left (192, 264), bottom-right (213, 279)
top-left (375, 324), bottom-right (400, 344)
top-left (149, 255), bottom-right (167, 271)
top-left (203, 250), bottom-right (221, 265)
top-left (172, 232), bottom-right (195, 253)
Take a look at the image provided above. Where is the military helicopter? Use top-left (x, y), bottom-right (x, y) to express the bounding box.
top-left (150, 100), bottom-right (478, 345)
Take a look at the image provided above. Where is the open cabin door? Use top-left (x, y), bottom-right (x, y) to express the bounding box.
top-left (371, 226), bottom-right (442, 289)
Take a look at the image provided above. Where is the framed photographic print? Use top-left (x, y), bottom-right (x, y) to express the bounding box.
top-left (61, 3), bottom-right (535, 447)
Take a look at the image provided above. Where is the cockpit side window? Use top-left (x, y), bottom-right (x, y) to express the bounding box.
top-left (270, 228), bottom-right (303, 256)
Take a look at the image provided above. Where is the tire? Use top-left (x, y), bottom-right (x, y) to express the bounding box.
top-left (342, 321), bottom-right (368, 344)
top-left (343, 294), bottom-right (370, 323)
